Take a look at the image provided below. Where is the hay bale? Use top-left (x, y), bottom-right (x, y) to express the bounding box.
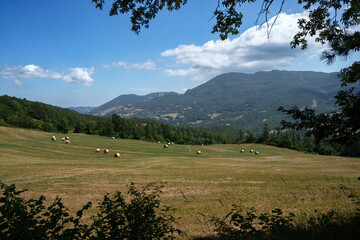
top-left (65, 140), bottom-right (70, 144)
top-left (66, 137), bottom-right (70, 140)
top-left (164, 144), bottom-right (168, 148)
top-left (255, 151), bottom-right (259, 155)
top-left (196, 150), bottom-right (201, 155)
top-left (240, 149), bottom-right (244, 153)
top-left (61, 138), bottom-right (65, 141)
top-left (114, 153), bottom-right (120, 157)
top-left (249, 149), bottom-right (254, 153)
top-left (104, 149), bottom-right (109, 153)
top-left (95, 148), bottom-right (101, 153)
top-left (51, 136), bottom-right (56, 141)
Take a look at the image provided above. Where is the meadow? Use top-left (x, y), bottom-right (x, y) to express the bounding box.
top-left (0, 126), bottom-right (359, 238)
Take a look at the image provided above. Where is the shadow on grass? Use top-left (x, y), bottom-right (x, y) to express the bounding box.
top-left (193, 217), bottom-right (360, 240)
top-left (193, 204), bottom-right (360, 240)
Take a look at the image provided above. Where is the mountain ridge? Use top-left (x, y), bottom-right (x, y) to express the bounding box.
top-left (88, 70), bottom-right (340, 132)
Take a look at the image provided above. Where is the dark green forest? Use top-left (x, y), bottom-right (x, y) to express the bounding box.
top-left (1, 95), bottom-right (359, 157)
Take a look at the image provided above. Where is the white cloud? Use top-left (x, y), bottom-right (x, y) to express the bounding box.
top-left (63, 67), bottom-right (94, 86)
top-left (180, 87), bottom-right (188, 93)
top-left (311, 99), bottom-right (318, 108)
top-left (13, 79), bottom-right (23, 88)
top-left (1, 64), bottom-right (62, 80)
top-left (0, 64), bottom-right (94, 86)
top-left (161, 12), bottom-right (325, 81)
top-left (104, 59), bottom-right (156, 70)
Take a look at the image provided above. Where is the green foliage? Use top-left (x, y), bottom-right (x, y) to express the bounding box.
top-left (0, 182), bottom-right (180, 240)
top-left (90, 183), bottom-right (180, 240)
top-left (245, 130), bottom-right (257, 143)
top-left (0, 182), bottom-right (91, 240)
top-left (210, 184), bottom-right (360, 240)
top-left (212, 205), bottom-right (296, 240)
top-left (279, 0), bottom-right (360, 145)
top-left (91, 0), bottom-right (188, 34)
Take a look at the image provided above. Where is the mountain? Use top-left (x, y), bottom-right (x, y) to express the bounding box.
top-left (90, 92), bottom-right (179, 116)
top-left (90, 70), bottom-right (340, 132)
top-left (68, 106), bottom-right (95, 114)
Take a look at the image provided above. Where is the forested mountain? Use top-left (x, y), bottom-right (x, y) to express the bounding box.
top-left (90, 92), bottom-right (178, 116)
top-left (0, 95), bottom-right (239, 145)
top-left (90, 70), bottom-right (340, 132)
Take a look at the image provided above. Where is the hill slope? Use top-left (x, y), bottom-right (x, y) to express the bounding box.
top-left (90, 92), bottom-right (179, 116)
top-left (91, 70), bottom-right (340, 132)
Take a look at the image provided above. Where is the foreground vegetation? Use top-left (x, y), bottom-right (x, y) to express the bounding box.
top-left (1, 180), bottom-right (359, 240)
top-left (0, 126), bottom-right (359, 238)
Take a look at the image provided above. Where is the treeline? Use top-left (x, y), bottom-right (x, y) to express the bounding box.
top-left (1, 95), bottom-right (359, 157)
top-left (0, 95), bottom-right (232, 145)
top-left (234, 124), bottom-right (360, 157)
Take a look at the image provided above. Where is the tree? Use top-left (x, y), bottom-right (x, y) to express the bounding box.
top-left (278, 1), bottom-right (360, 145)
top-left (245, 130), bottom-right (257, 143)
top-left (92, 0), bottom-right (359, 145)
top-left (260, 123), bottom-right (270, 143)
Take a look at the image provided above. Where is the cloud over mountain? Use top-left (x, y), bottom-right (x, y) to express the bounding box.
top-left (161, 12), bottom-right (324, 81)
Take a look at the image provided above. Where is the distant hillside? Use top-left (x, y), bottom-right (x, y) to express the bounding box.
top-left (90, 70), bottom-right (340, 132)
top-left (90, 92), bottom-right (179, 116)
top-left (68, 106), bottom-right (95, 114)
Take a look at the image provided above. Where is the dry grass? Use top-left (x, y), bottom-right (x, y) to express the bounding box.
top-left (0, 126), bottom-right (359, 238)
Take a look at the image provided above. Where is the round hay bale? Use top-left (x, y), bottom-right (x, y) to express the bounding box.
top-left (95, 148), bottom-right (101, 153)
top-left (164, 144), bottom-right (168, 148)
top-left (157, 141), bottom-right (161, 144)
top-left (66, 137), bottom-right (70, 140)
top-left (249, 149), bottom-right (254, 153)
top-left (196, 150), bottom-right (201, 155)
top-left (240, 149), bottom-right (244, 153)
top-left (104, 149), bottom-right (109, 153)
top-left (61, 138), bottom-right (65, 141)
top-left (114, 153), bottom-right (120, 157)
top-left (255, 151), bottom-right (259, 155)
top-left (65, 140), bottom-right (70, 144)
top-left (51, 136), bottom-right (56, 141)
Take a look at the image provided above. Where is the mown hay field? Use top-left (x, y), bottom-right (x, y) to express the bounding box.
top-left (0, 126), bottom-right (359, 238)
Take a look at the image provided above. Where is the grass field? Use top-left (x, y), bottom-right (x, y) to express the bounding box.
top-left (0, 126), bottom-right (359, 238)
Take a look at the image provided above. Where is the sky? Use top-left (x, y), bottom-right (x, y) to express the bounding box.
top-left (0, 0), bottom-right (358, 108)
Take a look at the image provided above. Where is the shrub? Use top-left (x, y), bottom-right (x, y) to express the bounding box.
top-left (0, 182), bottom-right (180, 240)
top-left (90, 183), bottom-right (180, 240)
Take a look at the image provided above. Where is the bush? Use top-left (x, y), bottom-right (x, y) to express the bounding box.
top-left (208, 185), bottom-right (360, 240)
top-left (90, 183), bottom-right (180, 239)
top-left (0, 182), bottom-right (180, 240)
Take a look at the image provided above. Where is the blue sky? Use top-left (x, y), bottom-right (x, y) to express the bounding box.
top-left (0, 1), bottom-right (358, 107)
